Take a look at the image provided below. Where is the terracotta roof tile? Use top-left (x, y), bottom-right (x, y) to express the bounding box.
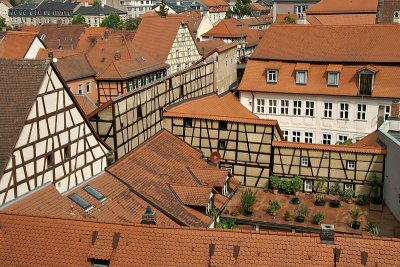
top-left (0, 0), bottom-right (12, 8)
top-left (351, 131), bottom-right (383, 149)
top-left (0, 59), bottom-right (50, 178)
top-left (201, 0), bottom-right (229, 7)
top-left (203, 19), bottom-right (247, 38)
top-left (196, 39), bottom-right (226, 55)
top-left (251, 24), bottom-right (400, 63)
top-left (190, 168), bottom-right (228, 187)
top-left (0, 31), bottom-right (38, 59)
top-left (307, 14), bottom-right (377, 25)
top-left (250, 2), bottom-right (268, 11)
top-left (74, 95), bottom-right (97, 116)
top-left (240, 16), bottom-right (271, 26)
top-left (1, 213), bottom-right (399, 266)
top-left (244, 28), bottom-right (265, 47)
top-left (169, 184), bottom-right (212, 207)
top-left (164, 92), bottom-right (279, 126)
top-left (379, 0), bottom-right (400, 24)
top-left (306, 0), bottom-right (378, 14)
top-left (272, 140), bottom-right (386, 154)
top-left (238, 60), bottom-right (400, 98)
top-left (53, 53), bottom-right (95, 81)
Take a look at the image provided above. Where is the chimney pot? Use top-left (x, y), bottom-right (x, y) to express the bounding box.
top-left (320, 224), bottom-right (335, 244)
top-left (141, 206), bottom-right (156, 225)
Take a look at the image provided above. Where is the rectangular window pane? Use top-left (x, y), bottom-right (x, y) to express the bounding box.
top-left (293, 100), bottom-right (302, 115)
top-left (268, 99), bottom-right (277, 114)
top-left (324, 102), bottom-right (333, 118)
top-left (281, 100), bottom-right (289, 115)
top-left (328, 72), bottom-right (339, 86)
top-left (305, 101), bottom-right (314, 117)
top-left (304, 132), bottom-right (314, 143)
top-left (322, 133), bottom-right (332, 144)
top-left (357, 104), bottom-right (367, 120)
top-left (292, 131), bottom-right (301, 142)
top-left (339, 103), bottom-right (349, 119)
top-left (256, 99), bottom-right (265, 113)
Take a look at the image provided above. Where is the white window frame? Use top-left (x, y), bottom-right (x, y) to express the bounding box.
top-left (304, 180), bottom-right (313, 192)
top-left (322, 133), bottom-right (332, 145)
top-left (339, 103), bottom-right (349, 119)
top-left (324, 102), bottom-right (333, 118)
top-left (344, 183), bottom-right (354, 191)
top-left (305, 101), bottom-right (314, 117)
top-left (385, 105), bottom-right (391, 120)
top-left (267, 70), bottom-right (278, 83)
top-left (281, 100), bottom-right (289, 115)
top-left (268, 99), bottom-right (277, 114)
top-left (293, 100), bottom-right (302, 116)
top-left (347, 160), bottom-right (356, 170)
top-left (282, 130), bottom-right (289, 141)
top-left (356, 104), bottom-right (367, 120)
top-left (338, 134), bottom-right (348, 144)
top-left (292, 131), bottom-right (301, 142)
top-left (256, 99), bottom-right (265, 114)
top-left (301, 157), bottom-right (309, 167)
top-left (86, 82), bottom-right (91, 93)
top-left (296, 71), bottom-right (307, 84)
top-left (304, 132), bottom-right (314, 143)
top-left (78, 84), bottom-right (83, 94)
top-left (327, 72), bottom-right (339, 86)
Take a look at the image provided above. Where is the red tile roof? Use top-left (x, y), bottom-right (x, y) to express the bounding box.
top-left (0, 0), bottom-right (12, 8)
top-left (307, 14), bottom-right (377, 25)
top-left (164, 92), bottom-right (279, 126)
top-left (74, 94), bottom-right (98, 116)
top-left (306, 0), bottom-right (378, 14)
top-left (0, 31), bottom-right (38, 59)
top-left (238, 60), bottom-right (400, 98)
top-left (189, 168), bottom-right (228, 187)
top-left (250, 2), bottom-right (268, 11)
top-left (196, 39), bottom-right (226, 55)
top-left (272, 140), bottom-right (386, 154)
top-left (244, 28), bottom-right (265, 47)
top-left (169, 184), bottom-right (212, 207)
top-left (240, 16), bottom-right (271, 26)
top-left (351, 131), bottom-right (383, 149)
top-left (378, 0), bottom-right (400, 24)
top-left (251, 24), bottom-right (400, 63)
top-left (201, 0), bottom-right (229, 7)
top-left (53, 53), bottom-right (95, 81)
top-left (203, 19), bottom-right (247, 38)
top-left (1, 213), bottom-right (400, 266)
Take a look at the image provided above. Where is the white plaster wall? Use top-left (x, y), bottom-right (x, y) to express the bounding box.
top-left (24, 37), bottom-right (45, 59)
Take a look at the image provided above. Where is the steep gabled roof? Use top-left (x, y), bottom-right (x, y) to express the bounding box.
top-left (251, 24), bottom-right (400, 63)
top-left (53, 53), bottom-right (95, 81)
top-left (74, 94), bottom-right (97, 116)
top-left (306, 0), bottom-right (378, 14)
top-left (0, 31), bottom-right (38, 58)
top-left (307, 14), bottom-right (377, 25)
top-left (133, 16), bottom-right (186, 63)
top-left (164, 92), bottom-right (279, 126)
top-left (169, 184), bottom-right (212, 207)
top-left (203, 19), bottom-right (246, 38)
top-left (0, 59), bottom-right (50, 178)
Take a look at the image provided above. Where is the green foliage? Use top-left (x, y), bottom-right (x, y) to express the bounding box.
top-left (0, 16), bottom-right (5, 28)
top-left (9, 0), bottom-right (17, 6)
top-left (367, 222), bottom-right (380, 236)
top-left (328, 181), bottom-right (342, 198)
top-left (284, 211), bottom-right (291, 221)
top-left (217, 218), bottom-right (237, 229)
top-left (314, 178), bottom-right (326, 192)
top-left (337, 138), bottom-right (353, 146)
top-left (290, 176), bottom-right (302, 194)
top-left (349, 209), bottom-right (362, 222)
top-left (230, 209), bottom-right (239, 216)
top-left (357, 194), bottom-right (368, 206)
top-left (315, 194), bottom-right (326, 201)
top-left (295, 204), bottom-right (309, 217)
top-left (280, 179), bottom-right (290, 193)
top-left (93, 0), bottom-right (101, 6)
top-left (269, 176), bottom-right (281, 190)
top-left (100, 13), bottom-right (122, 29)
top-left (241, 189), bottom-right (257, 212)
top-left (282, 14), bottom-right (296, 24)
top-left (209, 207), bottom-right (219, 220)
top-left (369, 173), bottom-right (382, 198)
top-left (156, 0), bottom-right (169, 16)
top-left (267, 199), bottom-right (281, 215)
top-left (231, 0), bottom-right (251, 19)
top-left (343, 189), bottom-right (354, 202)
top-left (71, 14), bottom-right (86, 25)
top-left (123, 17), bottom-right (142, 30)
top-left (312, 213), bottom-right (325, 224)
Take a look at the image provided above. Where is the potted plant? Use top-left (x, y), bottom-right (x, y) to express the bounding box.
top-left (291, 176), bottom-right (302, 196)
top-left (369, 173), bottom-right (383, 204)
top-left (312, 213), bottom-right (325, 225)
top-left (349, 209), bottom-right (362, 229)
top-left (314, 178), bottom-right (326, 193)
top-left (281, 179), bottom-right (290, 194)
top-left (284, 211), bottom-right (291, 221)
top-left (343, 189), bottom-right (354, 204)
top-left (267, 199), bottom-right (281, 215)
top-left (269, 176), bottom-right (281, 194)
top-left (295, 204), bottom-right (309, 223)
top-left (329, 182), bottom-right (342, 208)
top-left (314, 194), bottom-right (326, 206)
top-left (241, 189), bottom-right (257, 216)
top-left (357, 194), bottom-right (368, 206)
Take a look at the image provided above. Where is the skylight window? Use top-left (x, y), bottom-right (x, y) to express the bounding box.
top-left (84, 186), bottom-right (106, 202)
top-left (68, 193), bottom-right (93, 211)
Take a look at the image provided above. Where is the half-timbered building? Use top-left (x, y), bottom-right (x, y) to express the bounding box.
top-left (0, 59), bottom-right (109, 206)
top-left (0, 31), bottom-right (45, 59)
top-left (163, 92), bottom-right (283, 187)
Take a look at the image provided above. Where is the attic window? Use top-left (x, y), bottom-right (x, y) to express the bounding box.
top-left (327, 72), bottom-right (339, 86)
top-left (266, 70), bottom-right (278, 83)
top-left (296, 71), bottom-right (307, 84)
top-left (90, 259), bottom-right (110, 267)
top-left (68, 193), bottom-right (93, 211)
top-left (358, 70), bottom-right (375, 96)
top-left (84, 186), bottom-right (106, 202)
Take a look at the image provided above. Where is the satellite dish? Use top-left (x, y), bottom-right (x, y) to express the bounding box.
top-left (210, 152), bottom-right (221, 164)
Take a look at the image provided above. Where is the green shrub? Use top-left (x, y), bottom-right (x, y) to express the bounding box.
top-left (217, 218), bottom-right (237, 229)
top-left (269, 176), bottom-right (281, 190)
top-left (295, 204), bottom-right (309, 217)
top-left (349, 209), bottom-right (362, 221)
top-left (267, 199), bottom-right (281, 215)
top-left (241, 189), bottom-right (257, 212)
top-left (284, 211), bottom-right (291, 221)
top-left (357, 194), bottom-right (368, 206)
top-left (312, 213), bottom-right (325, 224)
top-left (343, 189), bottom-right (354, 203)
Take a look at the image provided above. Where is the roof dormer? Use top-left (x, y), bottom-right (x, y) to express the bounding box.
top-left (265, 61), bottom-right (281, 83)
top-left (357, 65), bottom-right (378, 96)
top-left (295, 63), bottom-right (310, 85)
top-left (326, 64), bottom-right (342, 86)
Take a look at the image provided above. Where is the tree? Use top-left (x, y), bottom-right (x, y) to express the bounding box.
top-left (231, 0), bottom-right (251, 19)
top-left (281, 14), bottom-right (296, 24)
top-left (71, 14), bottom-right (86, 25)
top-left (93, 0), bottom-right (101, 6)
top-left (123, 17), bottom-right (142, 30)
top-left (156, 0), bottom-right (169, 17)
top-left (100, 13), bottom-right (122, 29)
top-left (0, 16), bottom-right (6, 28)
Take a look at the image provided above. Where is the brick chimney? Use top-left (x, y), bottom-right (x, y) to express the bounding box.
top-left (141, 206), bottom-right (156, 225)
top-left (390, 99), bottom-right (400, 118)
top-left (48, 51), bottom-right (54, 59)
top-left (320, 224), bottom-right (335, 244)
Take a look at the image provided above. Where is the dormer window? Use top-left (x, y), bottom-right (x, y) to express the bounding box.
top-left (296, 71), bottom-right (307, 84)
top-left (358, 66), bottom-right (377, 96)
top-left (267, 70), bottom-right (278, 83)
top-left (327, 72), bottom-right (339, 86)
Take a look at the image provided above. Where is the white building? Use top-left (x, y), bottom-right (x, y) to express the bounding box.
top-left (238, 24), bottom-right (400, 144)
top-left (0, 0), bottom-right (12, 25)
top-left (121, 0), bottom-right (154, 18)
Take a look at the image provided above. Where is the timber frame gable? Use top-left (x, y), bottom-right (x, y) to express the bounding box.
top-left (0, 59), bottom-right (109, 206)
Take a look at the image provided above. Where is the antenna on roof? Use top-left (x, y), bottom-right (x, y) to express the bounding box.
top-left (210, 151), bottom-right (221, 164)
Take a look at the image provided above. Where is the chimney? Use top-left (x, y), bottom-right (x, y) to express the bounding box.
top-left (296, 13), bottom-right (306, 24)
top-left (390, 99), bottom-right (400, 118)
top-left (141, 206), bottom-right (157, 225)
top-left (377, 105), bottom-right (385, 128)
top-left (48, 51), bottom-right (54, 59)
top-left (394, 11), bottom-right (400, 23)
top-left (320, 224), bottom-right (335, 244)
top-left (106, 151), bottom-right (114, 166)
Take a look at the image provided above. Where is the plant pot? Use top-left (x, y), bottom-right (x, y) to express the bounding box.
top-left (347, 199), bottom-right (353, 204)
top-left (243, 210), bottom-right (254, 217)
top-left (296, 216), bottom-right (305, 223)
top-left (371, 197), bottom-right (382, 205)
top-left (289, 197), bottom-right (300, 205)
top-left (273, 189), bottom-right (278, 195)
top-left (315, 200), bottom-right (326, 206)
top-left (351, 221), bottom-right (361, 229)
top-left (294, 191), bottom-right (299, 197)
top-left (330, 200), bottom-right (341, 208)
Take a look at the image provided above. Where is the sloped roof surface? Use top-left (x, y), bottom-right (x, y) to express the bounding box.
top-left (53, 53), bottom-right (95, 81)
top-left (0, 59), bottom-right (49, 177)
top-left (203, 18), bottom-right (247, 38)
top-left (307, 14), bottom-right (377, 25)
top-left (74, 4), bottom-right (126, 15)
top-left (306, 0), bottom-right (378, 14)
top-left (0, 31), bottom-right (38, 58)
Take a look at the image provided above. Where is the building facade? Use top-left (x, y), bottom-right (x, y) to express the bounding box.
top-left (0, 0), bottom-right (12, 25)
